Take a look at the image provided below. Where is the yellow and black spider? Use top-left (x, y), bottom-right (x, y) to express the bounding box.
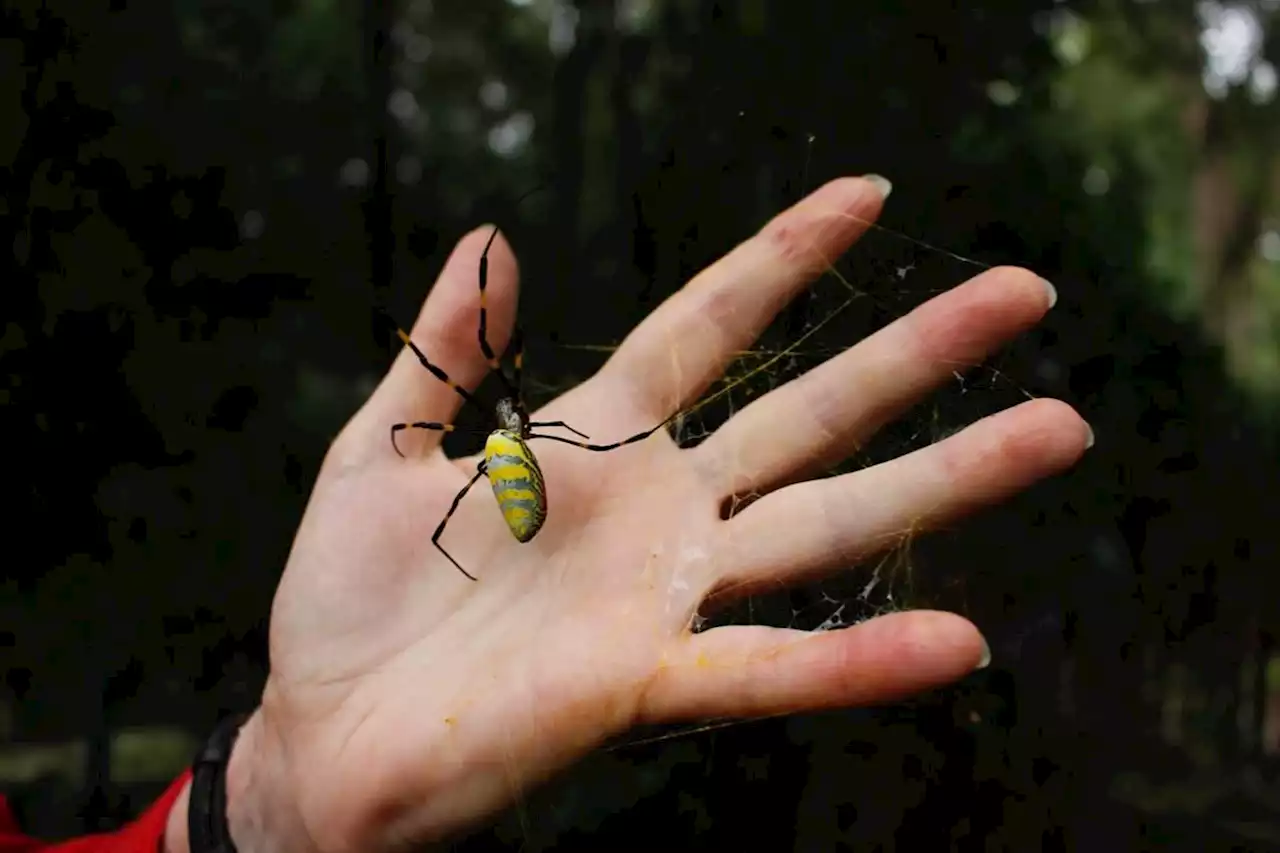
top-left (391, 225), bottom-right (670, 581)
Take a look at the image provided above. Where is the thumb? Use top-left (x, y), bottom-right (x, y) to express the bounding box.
top-left (344, 225), bottom-right (520, 461)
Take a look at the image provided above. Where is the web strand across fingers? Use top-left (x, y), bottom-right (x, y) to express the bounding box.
top-left (384, 171), bottom-right (1073, 689)
top-left (539, 177), bottom-right (1066, 643)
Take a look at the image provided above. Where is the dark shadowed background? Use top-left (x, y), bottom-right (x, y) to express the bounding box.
top-left (4, 0), bottom-right (1280, 849)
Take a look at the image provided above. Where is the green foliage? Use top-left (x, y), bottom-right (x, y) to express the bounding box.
top-left (1046, 3), bottom-right (1280, 399)
top-left (268, 0), bottom-right (363, 100)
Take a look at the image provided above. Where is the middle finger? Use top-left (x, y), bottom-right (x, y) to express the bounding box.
top-left (695, 265), bottom-right (1056, 502)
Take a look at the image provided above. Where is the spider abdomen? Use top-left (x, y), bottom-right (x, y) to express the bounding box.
top-left (484, 429), bottom-right (548, 543)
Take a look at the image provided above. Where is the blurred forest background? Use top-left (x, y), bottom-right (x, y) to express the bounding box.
top-left (4, 0), bottom-right (1280, 849)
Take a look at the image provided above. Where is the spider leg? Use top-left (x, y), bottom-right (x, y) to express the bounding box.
top-left (527, 420), bottom-right (591, 440)
top-left (433, 461), bottom-right (488, 581)
top-left (390, 421), bottom-right (493, 457)
top-left (477, 225), bottom-right (522, 400)
top-left (395, 329), bottom-right (490, 418)
top-left (527, 417), bottom-right (673, 452)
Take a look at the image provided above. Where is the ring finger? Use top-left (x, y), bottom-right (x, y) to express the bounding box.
top-left (710, 398), bottom-right (1091, 594)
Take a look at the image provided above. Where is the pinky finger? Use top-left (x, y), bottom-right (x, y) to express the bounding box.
top-left (639, 610), bottom-right (988, 724)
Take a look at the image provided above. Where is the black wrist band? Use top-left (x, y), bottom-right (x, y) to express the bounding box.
top-left (189, 713), bottom-right (248, 853)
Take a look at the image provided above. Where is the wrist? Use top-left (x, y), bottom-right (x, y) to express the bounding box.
top-left (164, 709), bottom-right (309, 853)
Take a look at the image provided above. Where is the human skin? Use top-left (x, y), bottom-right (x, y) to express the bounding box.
top-left (162, 175), bottom-right (1091, 852)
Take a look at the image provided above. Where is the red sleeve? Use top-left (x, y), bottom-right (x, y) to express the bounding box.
top-left (0, 771), bottom-right (191, 853)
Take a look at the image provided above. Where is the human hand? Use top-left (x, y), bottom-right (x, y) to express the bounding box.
top-left (168, 176), bottom-right (1090, 853)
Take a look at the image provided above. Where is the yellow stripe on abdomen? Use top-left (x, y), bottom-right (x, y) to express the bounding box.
top-left (483, 430), bottom-right (547, 543)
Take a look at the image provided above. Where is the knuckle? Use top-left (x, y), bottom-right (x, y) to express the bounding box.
top-left (757, 176), bottom-right (875, 273)
top-left (759, 217), bottom-right (826, 275)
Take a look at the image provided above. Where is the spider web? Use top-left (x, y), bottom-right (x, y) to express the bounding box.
top-left (414, 104), bottom-right (1047, 846)
top-left (472, 155), bottom-right (1043, 846)
top-left (376, 0), bottom-right (1043, 722)
top-left (513, 149), bottom-right (1037, 638)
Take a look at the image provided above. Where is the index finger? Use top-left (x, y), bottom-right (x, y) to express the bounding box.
top-left (598, 176), bottom-right (891, 421)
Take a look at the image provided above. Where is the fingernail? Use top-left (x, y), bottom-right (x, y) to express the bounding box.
top-left (1041, 278), bottom-right (1058, 309)
top-left (1084, 422), bottom-right (1095, 450)
top-left (863, 174), bottom-right (893, 200)
top-left (976, 637), bottom-right (991, 670)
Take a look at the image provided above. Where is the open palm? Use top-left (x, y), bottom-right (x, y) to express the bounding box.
top-left (215, 177), bottom-right (1089, 853)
